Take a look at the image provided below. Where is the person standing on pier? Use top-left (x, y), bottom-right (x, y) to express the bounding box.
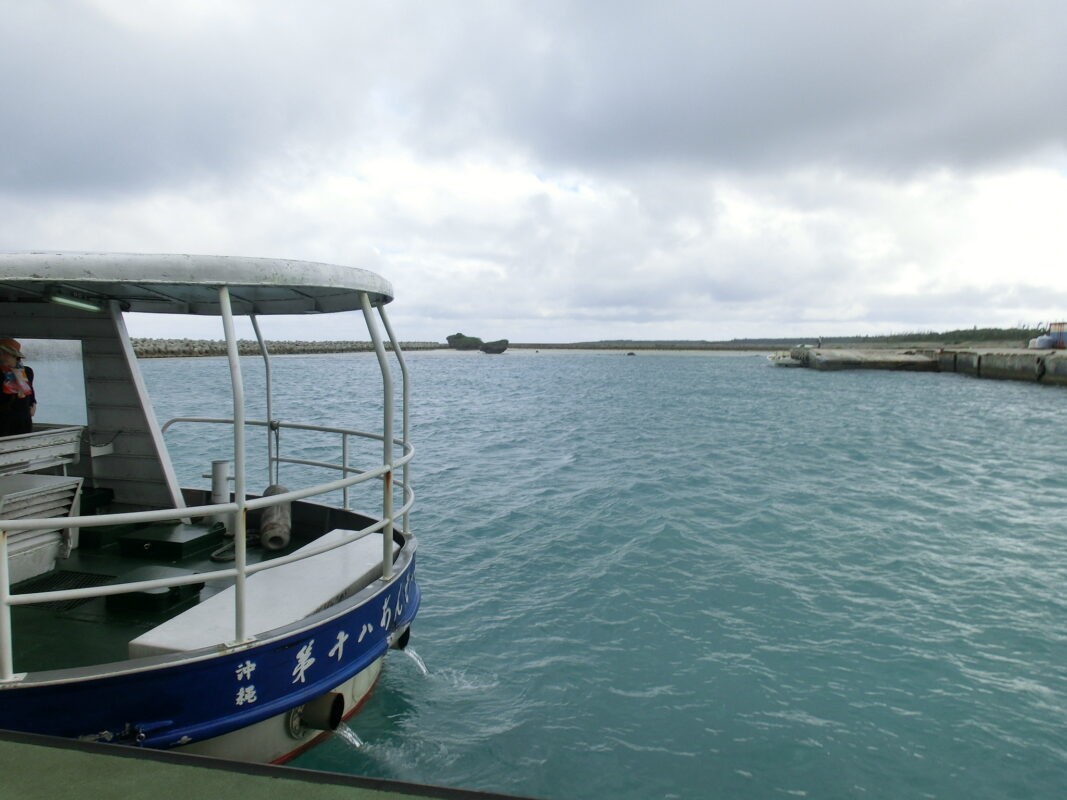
top-left (0, 338), bottom-right (36, 436)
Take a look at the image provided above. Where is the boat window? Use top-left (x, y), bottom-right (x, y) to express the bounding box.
top-left (22, 339), bottom-right (88, 425)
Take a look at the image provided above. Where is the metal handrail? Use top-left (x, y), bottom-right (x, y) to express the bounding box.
top-left (161, 416), bottom-right (391, 441)
top-left (163, 415), bottom-right (405, 515)
top-left (0, 447), bottom-right (412, 532)
top-left (0, 417), bottom-right (414, 670)
top-left (160, 415), bottom-right (412, 509)
top-left (5, 493), bottom-right (415, 608)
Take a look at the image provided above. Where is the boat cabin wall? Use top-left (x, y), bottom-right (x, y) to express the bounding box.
top-left (3, 303), bottom-right (184, 512)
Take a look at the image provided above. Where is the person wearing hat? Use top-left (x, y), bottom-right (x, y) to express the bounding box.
top-left (0, 338), bottom-right (36, 436)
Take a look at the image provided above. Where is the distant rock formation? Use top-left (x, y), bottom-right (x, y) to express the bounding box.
top-left (446, 332), bottom-right (485, 350)
top-left (480, 339), bottom-right (509, 354)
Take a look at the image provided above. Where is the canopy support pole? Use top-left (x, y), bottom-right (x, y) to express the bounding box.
top-left (361, 293), bottom-right (394, 581)
top-left (220, 287), bottom-right (249, 643)
top-left (378, 305), bottom-right (411, 535)
top-left (249, 314), bottom-right (278, 485)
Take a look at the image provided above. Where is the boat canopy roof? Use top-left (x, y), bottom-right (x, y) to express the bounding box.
top-left (0, 252), bottom-right (393, 315)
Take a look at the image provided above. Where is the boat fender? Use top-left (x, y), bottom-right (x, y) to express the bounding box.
top-left (260, 484), bottom-right (292, 551)
top-left (301, 691), bottom-right (345, 731)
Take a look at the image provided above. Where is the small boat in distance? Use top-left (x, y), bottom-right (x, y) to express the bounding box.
top-left (0, 252), bottom-right (419, 762)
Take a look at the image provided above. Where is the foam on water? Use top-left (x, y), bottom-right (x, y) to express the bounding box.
top-left (144, 351), bottom-right (1067, 800)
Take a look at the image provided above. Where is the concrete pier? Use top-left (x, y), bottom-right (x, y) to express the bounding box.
top-left (0, 729), bottom-right (527, 800)
top-left (787, 347), bottom-right (1067, 386)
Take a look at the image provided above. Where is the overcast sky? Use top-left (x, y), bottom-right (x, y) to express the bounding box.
top-left (2, 0), bottom-right (1066, 343)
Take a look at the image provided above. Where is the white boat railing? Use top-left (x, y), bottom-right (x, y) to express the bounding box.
top-left (160, 417), bottom-right (403, 512)
top-left (0, 287), bottom-right (412, 681)
top-left (0, 423), bottom-right (413, 681)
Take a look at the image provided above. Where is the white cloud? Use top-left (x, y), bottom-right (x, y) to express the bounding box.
top-left (2, 1), bottom-right (1066, 343)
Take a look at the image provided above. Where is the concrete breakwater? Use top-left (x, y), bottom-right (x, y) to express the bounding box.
top-left (132, 338), bottom-right (442, 358)
top-left (512, 341), bottom-right (772, 351)
top-left (787, 347), bottom-right (1067, 386)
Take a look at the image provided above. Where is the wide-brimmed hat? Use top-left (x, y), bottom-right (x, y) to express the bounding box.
top-left (0, 338), bottom-right (25, 359)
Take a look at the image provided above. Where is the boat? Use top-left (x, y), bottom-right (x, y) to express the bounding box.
top-left (1029, 322), bottom-right (1067, 350)
top-left (0, 252), bottom-right (419, 763)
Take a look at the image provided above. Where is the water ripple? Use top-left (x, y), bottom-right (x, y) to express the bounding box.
top-left (144, 352), bottom-right (1067, 800)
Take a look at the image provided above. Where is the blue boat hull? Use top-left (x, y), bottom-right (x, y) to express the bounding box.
top-left (0, 557), bottom-right (418, 755)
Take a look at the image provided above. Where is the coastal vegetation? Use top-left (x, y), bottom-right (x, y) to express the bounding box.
top-left (798, 325), bottom-right (1047, 347)
top-left (516, 325), bottom-right (1048, 351)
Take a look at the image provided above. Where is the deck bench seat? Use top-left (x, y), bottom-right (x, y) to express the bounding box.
top-left (128, 529), bottom-right (393, 658)
top-left (0, 473), bottom-right (83, 584)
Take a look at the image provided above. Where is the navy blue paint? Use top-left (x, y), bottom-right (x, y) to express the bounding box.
top-left (0, 558), bottom-right (418, 749)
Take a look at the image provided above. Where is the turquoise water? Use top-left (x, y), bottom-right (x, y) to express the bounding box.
top-left (143, 351), bottom-right (1067, 799)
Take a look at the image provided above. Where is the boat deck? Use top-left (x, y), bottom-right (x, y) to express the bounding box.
top-left (9, 519), bottom-right (294, 673)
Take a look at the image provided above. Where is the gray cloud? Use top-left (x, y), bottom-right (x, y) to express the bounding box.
top-left (5, 1), bottom-right (1065, 200)
top-left (2, 1), bottom-right (1065, 343)
top-left (400, 0), bottom-right (1067, 173)
top-left (1, 3), bottom-right (385, 194)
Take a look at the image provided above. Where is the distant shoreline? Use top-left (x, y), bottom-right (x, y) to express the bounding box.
top-left (131, 339), bottom-right (442, 357)
top-left (132, 334), bottom-right (1036, 358)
